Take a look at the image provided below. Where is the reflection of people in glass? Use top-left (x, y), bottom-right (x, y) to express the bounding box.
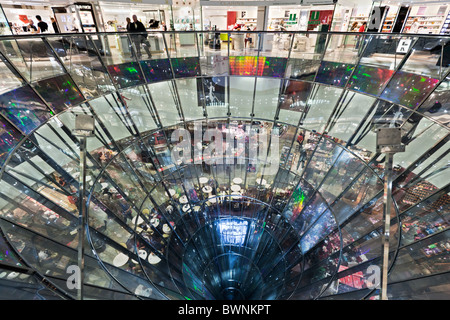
top-left (129, 15), bottom-right (152, 59)
top-left (51, 17), bottom-right (59, 33)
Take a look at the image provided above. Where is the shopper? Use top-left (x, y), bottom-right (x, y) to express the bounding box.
top-left (355, 22), bottom-right (367, 51)
top-left (129, 15), bottom-right (152, 59)
top-left (35, 15), bottom-right (48, 33)
top-left (409, 18), bottom-right (420, 33)
top-left (350, 21), bottom-right (358, 31)
top-left (51, 17), bottom-right (59, 33)
top-left (358, 22), bottom-right (367, 32)
top-left (125, 17), bottom-right (131, 31)
top-left (27, 20), bottom-right (37, 33)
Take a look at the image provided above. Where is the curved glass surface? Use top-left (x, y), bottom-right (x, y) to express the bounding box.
top-left (0, 30), bottom-right (448, 300)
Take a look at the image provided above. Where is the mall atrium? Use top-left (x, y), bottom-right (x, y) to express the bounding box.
top-left (0, 0), bottom-right (448, 300)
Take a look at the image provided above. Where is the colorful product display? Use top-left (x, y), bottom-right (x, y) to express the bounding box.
top-left (229, 56), bottom-right (287, 78)
top-left (139, 59), bottom-right (173, 83)
top-left (107, 62), bottom-right (144, 88)
top-left (33, 74), bottom-right (84, 113)
top-left (381, 71), bottom-right (440, 109)
top-left (170, 57), bottom-right (201, 78)
top-left (0, 85), bottom-right (53, 135)
top-left (347, 65), bottom-right (394, 96)
top-left (315, 61), bottom-right (355, 87)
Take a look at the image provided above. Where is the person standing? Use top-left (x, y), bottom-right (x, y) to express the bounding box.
top-left (350, 21), bottom-right (358, 32)
top-left (35, 15), bottom-right (48, 33)
top-left (27, 20), bottom-right (37, 33)
top-left (125, 17), bottom-right (131, 31)
top-left (355, 22), bottom-right (367, 51)
top-left (129, 15), bottom-right (152, 59)
top-left (51, 17), bottom-right (59, 33)
top-left (408, 18), bottom-right (420, 33)
top-left (358, 21), bottom-right (367, 32)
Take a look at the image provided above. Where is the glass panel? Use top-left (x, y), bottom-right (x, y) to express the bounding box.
top-left (0, 7), bottom-right (12, 35)
top-left (46, 35), bottom-right (114, 99)
top-left (318, 150), bottom-right (367, 204)
top-left (33, 73), bottom-right (84, 114)
top-left (0, 54), bottom-right (25, 94)
top-left (11, 38), bottom-right (65, 82)
top-left (380, 71), bottom-right (440, 109)
top-left (355, 101), bottom-right (414, 153)
top-left (302, 84), bottom-right (343, 133)
top-left (265, 32), bottom-right (293, 58)
top-left (0, 117), bottom-right (23, 167)
top-left (107, 61), bottom-right (145, 89)
top-left (0, 85), bottom-right (53, 134)
top-left (360, 35), bottom-right (417, 70)
top-left (327, 91), bottom-right (377, 144)
top-left (171, 32), bottom-right (199, 58)
top-left (119, 85), bottom-right (158, 133)
top-left (389, 230), bottom-right (450, 283)
top-left (171, 57), bottom-right (201, 78)
top-left (347, 65), bottom-right (394, 96)
top-left (87, 96), bottom-right (134, 142)
top-left (252, 78), bottom-right (281, 120)
top-left (229, 31), bottom-right (259, 57)
top-left (199, 31), bottom-right (229, 77)
top-left (200, 76), bottom-right (228, 119)
top-left (401, 36), bottom-right (450, 80)
top-left (315, 61), bottom-right (355, 87)
top-left (300, 210), bottom-right (337, 254)
top-left (278, 79), bottom-right (313, 126)
top-left (229, 76), bottom-right (254, 118)
top-left (416, 75), bottom-right (450, 128)
top-left (323, 34), bottom-right (360, 64)
top-left (139, 58), bottom-right (173, 83)
top-left (176, 78), bottom-right (204, 121)
top-left (147, 82), bottom-right (181, 127)
top-left (394, 120), bottom-right (448, 172)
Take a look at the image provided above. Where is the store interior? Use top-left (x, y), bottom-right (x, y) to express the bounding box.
top-left (1, 0), bottom-right (450, 35)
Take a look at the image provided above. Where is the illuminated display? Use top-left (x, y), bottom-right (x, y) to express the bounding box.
top-left (229, 56), bottom-right (287, 77)
top-left (171, 57), bottom-right (200, 78)
top-left (289, 185), bottom-right (307, 221)
top-left (33, 74), bottom-right (84, 113)
top-left (347, 65), bottom-right (394, 96)
top-left (107, 62), bottom-right (144, 88)
top-left (315, 61), bottom-right (355, 87)
top-left (0, 85), bottom-right (53, 135)
top-left (217, 219), bottom-right (248, 246)
top-left (140, 59), bottom-right (173, 83)
top-left (381, 71), bottom-right (440, 109)
top-left (0, 118), bottom-right (23, 167)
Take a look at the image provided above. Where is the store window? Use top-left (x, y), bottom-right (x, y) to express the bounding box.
top-left (2, 4), bottom-right (55, 34)
top-left (99, 1), bottom-right (169, 32)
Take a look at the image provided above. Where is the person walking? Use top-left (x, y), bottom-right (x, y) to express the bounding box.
top-left (51, 17), bottom-right (59, 33)
top-left (129, 15), bottom-right (152, 59)
top-left (35, 15), bottom-right (48, 33)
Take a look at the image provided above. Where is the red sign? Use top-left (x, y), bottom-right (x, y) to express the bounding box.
top-left (19, 15), bottom-right (29, 24)
top-left (307, 10), bottom-right (334, 30)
